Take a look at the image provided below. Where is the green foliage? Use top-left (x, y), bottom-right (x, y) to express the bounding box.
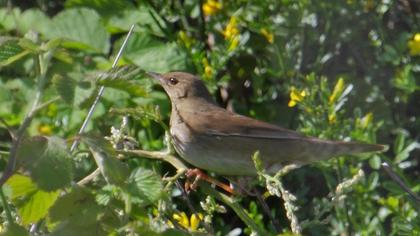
top-left (0, 0), bottom-right (419, 235)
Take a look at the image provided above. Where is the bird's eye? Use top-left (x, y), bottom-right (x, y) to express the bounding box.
top-left (169, 77), bottom-right (178, 85)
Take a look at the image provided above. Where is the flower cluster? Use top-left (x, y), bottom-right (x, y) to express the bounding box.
top-left (202, 0), bottom-right (221, 16)
top-left (223, 16), bottom-right (240, 51)
top-left (408, 33), bottom-right (420, 56)
top-left (172, 212), bottom-right (204, 232)
top-left (288, 87), bottom-right (307, 107)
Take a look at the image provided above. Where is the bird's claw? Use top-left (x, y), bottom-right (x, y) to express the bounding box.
top-left (184, 168), bottom-right (235, 194)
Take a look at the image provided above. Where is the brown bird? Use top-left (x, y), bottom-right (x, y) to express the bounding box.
top-left (148, 72), bottom-right (386, 176)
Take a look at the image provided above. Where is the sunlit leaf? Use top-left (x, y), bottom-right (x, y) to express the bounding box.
top-left (123, 33), bottom-right (187, 73)
top-left (6, 175), bottom-right (59, 225)
top-left (43, 8), bottom-right (110, 53)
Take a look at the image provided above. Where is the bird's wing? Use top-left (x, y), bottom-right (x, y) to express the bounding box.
top-left (188, 108), bottom-right (306, 140)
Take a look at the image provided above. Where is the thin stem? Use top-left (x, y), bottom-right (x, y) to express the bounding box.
top-left (382, 162), bottom-right (420, 207)
top-left (77, 168), bottom-right (101, 185)
top-left (69, 25), bottom-right (135, 153)
top-left (120, 149), bottom-right (188, 171)
top-left (0, 188), bottom-right (13, 223)
top-left (201, 184), bottom-right (266, 235)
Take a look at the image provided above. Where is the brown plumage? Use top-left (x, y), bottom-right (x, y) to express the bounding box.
top-left (148, 71), bottom-right (386, 176)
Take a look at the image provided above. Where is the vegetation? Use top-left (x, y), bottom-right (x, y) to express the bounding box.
top-left (0, 0), bottom-right (419, 235)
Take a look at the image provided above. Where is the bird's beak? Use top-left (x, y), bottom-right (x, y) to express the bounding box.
top-left (146, 71), bottom-right (163, 83)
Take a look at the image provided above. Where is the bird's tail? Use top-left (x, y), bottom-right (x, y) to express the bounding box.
top-left (332, 141), bottom-right (387, 156)
top-left (305, 138), bottom-right (387, 162)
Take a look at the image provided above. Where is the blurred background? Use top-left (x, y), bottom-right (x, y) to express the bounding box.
top-left (0, 0), bottom-right (419, 235)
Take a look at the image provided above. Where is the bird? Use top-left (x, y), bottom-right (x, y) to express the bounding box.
top-left (147, 71), bottom-right (386, 177)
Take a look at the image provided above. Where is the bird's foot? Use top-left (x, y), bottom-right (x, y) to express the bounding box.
top-left (184, 168), bottom-right (235, 194)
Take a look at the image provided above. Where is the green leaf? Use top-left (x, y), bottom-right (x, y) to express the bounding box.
top-left (97, 65), bottom-right (148, 97)
top-left (0, 223), bottom-right (29, 236)
top-left (5, 174), bottom-right (37, 200)
top-left (0, 40), bottom-right (31, 66)
top-left (368, 155), bottom-right (381, 170)
top-left (17, 8), bottom-right (51, 34)
top-left (5, 175), bottom-right (59, 226)
top-left (82, 135), bottom-right (129, 185)
top-left (18, 189), bottom-right (60, 225)
top-left (123, 33), bottom-right (187, 73)
top-left (52, 74), bottom-right (76, 104)
top-left (125, 167), bottom-right (163, 206)
top-left (17, 136), bottom-right (73, 191)
top-left (48, 186), bottom-right (105, 235)
top-left (107, 8), bottom-right (165, 35)
top-left (65, 0), bottom-right (130, 16)
top-left (43, 8), bottom-right (110, 53)
top-left (110, 105), bottom-right (164, 128)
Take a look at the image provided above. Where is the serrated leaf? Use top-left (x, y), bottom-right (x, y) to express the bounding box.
top-left (123, 33), bottom-right (187, 72)
top-left (5, 175), bottom-right (59, 226)
top-left (82, 135), bottom-right (129, 185)
top-left (97, 66), bottom-right (148, 97)
top-left (0, 40), bottom-right (30, 66)
top-left (43, 8), bottom-right (110, 53)
top-left (110, 105), bottom-right (163, 126)
top-left (17, 136), bottom-right (73, 191)
top-left (125, 167), bottom-right (163, 206)
top-left (48, 186), bottom-right (105, 235)
top-left (18, 190), bottom-right (60, 225)
top-left (52, 74), bottom-right (76, 104)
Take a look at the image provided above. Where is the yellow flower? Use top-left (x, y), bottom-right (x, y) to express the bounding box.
top-left (329, 78), bottom-right (345, 104)
top-left (172, 212), bottom-right (204, 231)
top-left (223, 16), bottom-right (240, 51)
top-left (328, 113), bottom-right (337, 124)
top-left (228, 37), bottom-right (239, 51)
top-left (223, 17), bottom-right (239, 40)
top-left (288, 87), bottom-right (307, 107)
top-left (408, 33), bottom-right (420, 56)
top-left (260, 28), bottom-right (274, 44)
top-left (178, 30), bottom-right (193, 48)
top-left (202, 58), bottom-right (213, 78)
top-left (202, 0), bottom-right (221, 16)
top-left (38, 124), bottom-right (53, 135)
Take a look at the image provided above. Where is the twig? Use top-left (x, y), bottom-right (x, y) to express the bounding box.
top-left (69, 24), bottom-right (135, 152)
top-left (381, 162), bottom-right (420, 204)
top-left (34, 96), bottom-right (60, 113)
top-left (120, 149), bottom-right (188, 171)
top-left (254, 189), bottom-right (282, 233)
top-left (77, 168), bottom-right (101, 185)
top-left (200, 183), bottom-right (267, 235)
top-left (0, 118), bottom-right (16, 140)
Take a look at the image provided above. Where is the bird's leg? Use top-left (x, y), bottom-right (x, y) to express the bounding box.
top-left (185, 168), bottom-right (235, 194)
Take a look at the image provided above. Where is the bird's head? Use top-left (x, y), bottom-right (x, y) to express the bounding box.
top-left (147, 71), bottom-right (214, 104)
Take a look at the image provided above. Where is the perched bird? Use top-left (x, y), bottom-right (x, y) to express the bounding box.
top-left (148, 72), bottom-right (386, 176)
